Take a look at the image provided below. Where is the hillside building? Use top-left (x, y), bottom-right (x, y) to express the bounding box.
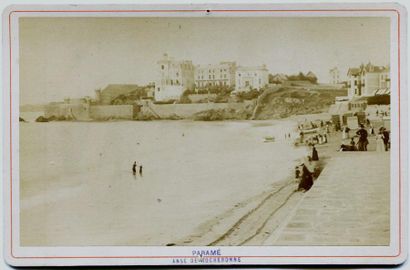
top-left (234, 65), bottom-right (269, 92)
top-left (329, 67), bottom-right (340, 84)
top-left (194, 62), bottom-right (236, 89)
top-left (347, 62), bottom-right (390, 99)
top-left (270, 73), bottom-right (288, 84)
top-left (155, 54), bottom-right (195, 101)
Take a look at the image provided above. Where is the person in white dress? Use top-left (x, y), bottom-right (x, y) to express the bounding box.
top-left (376, 131), bottom-right (385, 152)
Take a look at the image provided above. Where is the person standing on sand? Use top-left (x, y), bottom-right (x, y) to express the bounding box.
top-left (132, 161), bottom-right (137, 175)
top-left (312, 145), bottom-right (319, 161)
top-left (299, 131), bottom-right (304, 143)
top-left (369, 124), bottom-right (374, 136)
top-left (342, 126), bottom-right (350, 140)
top-left (356, 124), bottom-right (369, 151)
top-left (376, 130), bottom-right (385, 152)
top-left (139, 165), bottom-right (143, 176)
top-left (382, 128), bottom-right (390, 151)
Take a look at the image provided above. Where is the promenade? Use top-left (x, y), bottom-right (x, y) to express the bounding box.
top-left (265, 152), bottom-right (390, 245)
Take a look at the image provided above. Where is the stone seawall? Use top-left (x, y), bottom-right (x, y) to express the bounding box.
top-left (45, 103), bottom-right (90, 121)
top-left (143, 101), bottom-right (254, 118)
top-left (89, 105), bottom-right (134, 120)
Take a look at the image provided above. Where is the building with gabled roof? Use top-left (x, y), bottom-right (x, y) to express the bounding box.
top-left (347, 62), bottom-right (390, 99)
top-left (329, 67), bottom-right (341, 84)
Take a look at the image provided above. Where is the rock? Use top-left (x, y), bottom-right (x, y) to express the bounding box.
top-left (163, 113), bottom-right (182, 120)
top-left (47, 115), bottom-right (57, 121)
top-left (19, 117), bottom-right (26, 122)
top-left (35, 116), bottom-right (49, 122)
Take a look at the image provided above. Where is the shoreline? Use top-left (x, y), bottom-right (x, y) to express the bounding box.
top-left (20, 111), bottom-right (331, 124)
top-left (173, 122), bottom-right (337, 246)
top-left (20, 113), bottom-right (336, 246)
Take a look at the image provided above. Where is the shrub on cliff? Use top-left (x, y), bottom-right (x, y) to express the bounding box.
top-left (235, 89), bottom-right (261, 101)
top-left (193, 109), bottom-right (224, 121)
top-left (178, 95), bottom-right (192, 104)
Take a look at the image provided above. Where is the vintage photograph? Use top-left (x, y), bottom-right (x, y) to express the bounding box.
top-left (19, 16), bottom-right (391, 247)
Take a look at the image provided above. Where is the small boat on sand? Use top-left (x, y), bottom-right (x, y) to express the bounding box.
top-left (263, 136), bottom-right (275, 143)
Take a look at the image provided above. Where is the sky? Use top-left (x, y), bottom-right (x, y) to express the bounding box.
top-left (19, 16), bottom-right (390, 105)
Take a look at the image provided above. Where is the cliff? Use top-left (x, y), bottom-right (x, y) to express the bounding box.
top-left (253, 87), bottom-right (347, 120)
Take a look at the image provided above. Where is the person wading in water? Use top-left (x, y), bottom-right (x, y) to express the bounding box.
top-left (132, 161), bottom-right (137, 175)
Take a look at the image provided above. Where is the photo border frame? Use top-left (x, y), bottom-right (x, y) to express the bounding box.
top-left (2, 3), bottom-right (408, 266)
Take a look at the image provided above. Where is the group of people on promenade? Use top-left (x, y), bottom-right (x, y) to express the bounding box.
top-left (294, 116), bottom-right (390, 193)
top-left (339, 123), bottom-right (390, 152)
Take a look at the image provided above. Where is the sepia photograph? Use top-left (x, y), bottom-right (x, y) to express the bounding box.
top-left (2, 3), bottom-right (406, 266)
top-left (18, 15), bottom-right (392, 247)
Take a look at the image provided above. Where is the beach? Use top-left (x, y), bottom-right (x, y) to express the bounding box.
top-left (19, 117), bottom-right (308, 246)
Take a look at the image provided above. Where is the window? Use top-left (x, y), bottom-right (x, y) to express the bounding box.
top-left (176, 72), bottom-right (179, 77)
top-left (176, 80), bottom-right (179, 85)
top-left (209, 75), bottom-right (211, 79)
top-left (213, 75), bottom-right (215, 79)
top-left (157, 87), bottom-right (160, 92)
top-left (161, 65), bottom-right (164, 70)
top-left (171, 80), bottom-right (174, 85)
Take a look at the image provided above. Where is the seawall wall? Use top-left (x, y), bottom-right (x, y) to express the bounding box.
top-left (143, 101), bottom-right (254, 118)
top-left (89, 105), bottom-right (134, 120)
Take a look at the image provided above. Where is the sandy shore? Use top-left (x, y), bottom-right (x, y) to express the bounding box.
top-left (173, 113), bottom-right (386, 246)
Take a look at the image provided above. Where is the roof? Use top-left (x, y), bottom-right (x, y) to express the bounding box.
top-left (305, 71), bottom-right (317, 78)
top-left (237, 65), bottom-right (268, 72)
top-left (374, 88), bottom-right (391, 95)
top-left (271, 74), bottom-right (288, 81)
top-left (362, 63), bottom-right (387, 73)
top-left (328, 102), bottom-right (349, 114)
top-left (348, 63), bottom-right (389, 76)
top-left (349, 96), bottom-right (369, 103)
top-left (347, 68), bottom-right (360, 76)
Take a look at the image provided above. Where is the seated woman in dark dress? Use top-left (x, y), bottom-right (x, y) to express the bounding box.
top-left (298, 160), bottom-right (314, 192)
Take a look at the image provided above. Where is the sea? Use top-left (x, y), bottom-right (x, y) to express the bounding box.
top-left (19, 112), bottom-right (308, 246)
